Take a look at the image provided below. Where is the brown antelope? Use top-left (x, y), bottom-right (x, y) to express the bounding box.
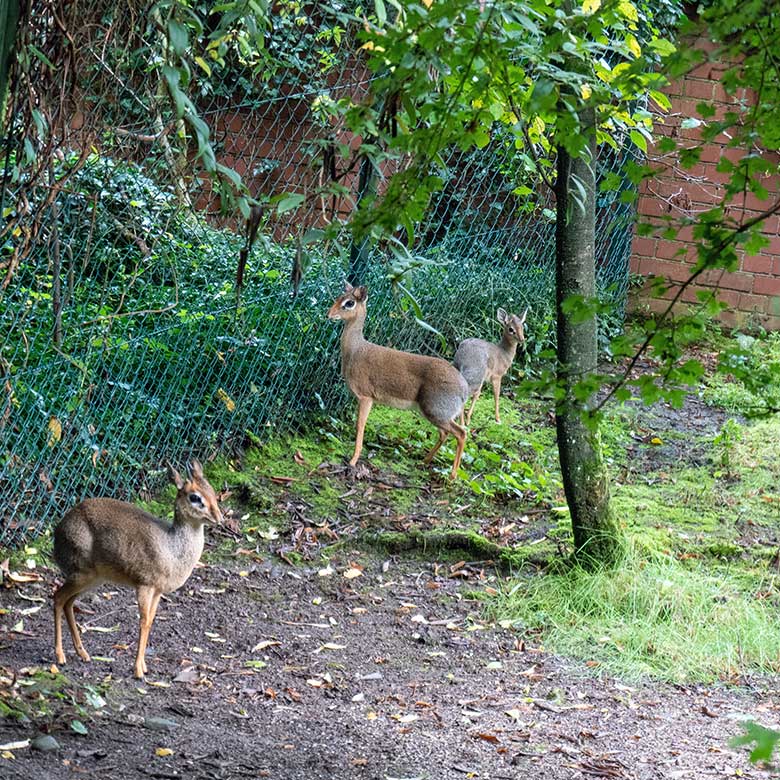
top-left (52, 460), bottom-right (222, 679)
top-left (454, 307), bottom-right (528, 426)
top-left (327, 283), bottom-right (469, 478)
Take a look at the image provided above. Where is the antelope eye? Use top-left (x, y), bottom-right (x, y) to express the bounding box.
top-left (508, 328), bottom-right (515, 335)
top-left (189, 492), bottom-right (204, 507)
top-left (342, 299), bottom-right (356, 309)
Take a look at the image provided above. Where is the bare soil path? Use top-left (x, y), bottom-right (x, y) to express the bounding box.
top-left (1, 550), bottom-right (773, 780)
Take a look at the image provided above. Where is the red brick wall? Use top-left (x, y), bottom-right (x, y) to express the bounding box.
top-left (630, 39), bottom-right (780, 330)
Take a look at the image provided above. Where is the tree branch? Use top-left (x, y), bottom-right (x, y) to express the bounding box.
top-left (596, 196), bottom-right (780, 410)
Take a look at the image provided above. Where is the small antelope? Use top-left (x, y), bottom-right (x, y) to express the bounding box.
top-left (454, 307), bottom-right (528, 426)
top-left (53, 460), bottom-right (223, 679)
top-left (327, 283), bottom-right (469, 478)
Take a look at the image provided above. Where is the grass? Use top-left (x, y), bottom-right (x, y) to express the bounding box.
top-left (487, 374), bottom-right (780, 682)
top-left (5, 328), bottom-right (780, 686)
top-left (703, 330), bottom-right (780, 415)
top-left (491, 540), bottom-right (780, 682)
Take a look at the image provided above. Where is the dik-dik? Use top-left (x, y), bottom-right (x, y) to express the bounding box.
top-left (454, 307), bottom-right (528, 426)
top-left (53, 460), bottom-right (223, 679)
top-left (327, 283), bottom-right (469, 479)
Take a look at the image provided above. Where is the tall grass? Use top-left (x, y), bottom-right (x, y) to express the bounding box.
top-left (491, 540), bottom-right (780, 682)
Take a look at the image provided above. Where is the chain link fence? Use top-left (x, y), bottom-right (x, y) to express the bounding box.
top-left (0, 1), bottom-right (637, 546)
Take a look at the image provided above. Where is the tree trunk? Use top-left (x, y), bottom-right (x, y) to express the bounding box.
top-left (0, 0), bottom-right (20, 133)
top-left (555, 106), bottom-right (623, 568)
top-left (347, 152), bottom-right (376, 285)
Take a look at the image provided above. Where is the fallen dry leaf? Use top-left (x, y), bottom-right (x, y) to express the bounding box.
top-left (252, 640), bottom-right (281, 652)
top-left (0, 740), bottom-right (30, 751)
top-left (391, 713), bottom-right (418, 724)
top-left (314, 642), bottom-right (347, 653)
top-left (173, 666), bottom-right (199, 683)
top-left (6, 570), bottom-right (42, 584)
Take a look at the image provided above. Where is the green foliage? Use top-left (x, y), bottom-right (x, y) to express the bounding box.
top-left (731, 722), bottom-right (780, 766)
top-left (2, 146), bottom-right (577, 545)
top-left (320, 0), bottom-right (673, 245)
top-left (0, 666), bottom-right (107, 730)
top-left (613, 1), bottom-right (780, 406)
top-left (711, 417), bottom-right (742, 477)
top-left (491, 541), bottom-right (780, 682)
top-left (706, 332), bottom-right (780, 416)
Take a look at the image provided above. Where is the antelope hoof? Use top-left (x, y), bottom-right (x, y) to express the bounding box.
top-left (55, 650), bottom-right (67, 665)
top-left (77, 648), bottom-right (91, 662)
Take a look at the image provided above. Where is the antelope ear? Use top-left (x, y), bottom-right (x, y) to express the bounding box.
top-left (497, 307), bottom-right (508, 324)
top-left (167, 462), bottom-right (185, 490)
top-left (343, 280), bottom-right (354, 293)
top-left (519, 307), bottom-right (528, 324)
top-left (354, 285), bottom-right (368, 301)
top-left (189, 459), bottom-right (204, 480)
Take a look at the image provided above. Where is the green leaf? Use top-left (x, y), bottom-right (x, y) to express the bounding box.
top-left (28, 44), bottom-right (56, 69)
top-left (70, 720), bottom-right (88, 735)
top-left (194, 56), bottom-right (212, 76)
top-left (731, 721), bottom-right (780, 764)
top-left (301, 228), bottom-right (325, 244)
top-left (629, 130), bottom-right (647, 153)
top-left (647, 38), bottom-right (676, 57)
top-left (168, 20), bottom-right (189, 55)
top-left (273, 193), bottom-right (306, 214)
top-left (374, 0), bottom-right (387, 25)
top-left (649, 90), bottom-right (671, 111)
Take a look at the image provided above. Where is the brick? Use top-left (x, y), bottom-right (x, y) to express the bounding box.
top-left (707, 287), bottom-right (740, 309)
top-left (730, 192), bottom-right (776, 212)
top-left (688, 61), bottom-right (716, 80)
top-left (738, 293), bottom-right (769, 313)
top-left (689, 186), bottom-right (722, 207)
top-left (698, 145), bottom-right (723, 164)
top-left (700, 164), bottom-right (734, 186)
top-left (629, 255), bottom-right (643, 274)
top-left (719, 309), bottom-right (741, 328)
top-left (638, 198), bottom-right (674, 219)
top-left (655, 240), bottom-right (691, 261)
top-left (695, 38), bottom-right (719, 54)
top-left (766, 234), bottom-right (780, 255)
top-left (753, 276), bottom-right (780, 296)
top-left (761, 216), bottom-right (780, 235)
top-left (676, 226), bottom-right (695, 243)
top-left (700, 269), bottom-right (754, 292)
top-left (638, 257), bottom-right (692, 282)
top-left (766, 296), bottom-right (780, 317)
top-left (762, 314), bottom-right (780, 330)
top-left (685, 79), bottom-right (715, 101)
top-left (632, 236), bottom-right (657, 258)
top-left (665, 79), bottom-right (684, 98)
top-left (742, 254), bottom-right (774, 275)
top-left (712, 84), bottom-right (739, 105)
top-left (675, 162), bottom-right (708, 179)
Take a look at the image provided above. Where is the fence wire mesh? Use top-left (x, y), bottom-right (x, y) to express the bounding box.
top-left (0, 1), bottom-right (637, 546)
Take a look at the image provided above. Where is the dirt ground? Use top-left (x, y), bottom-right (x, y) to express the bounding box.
top-left (1, 386), bottom-right (778, 780)
top-left (1, 547), bottom-right (776, 780)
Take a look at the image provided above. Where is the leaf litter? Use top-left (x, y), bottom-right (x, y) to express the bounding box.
top-left (0, 551), bottom-right (768, 780)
